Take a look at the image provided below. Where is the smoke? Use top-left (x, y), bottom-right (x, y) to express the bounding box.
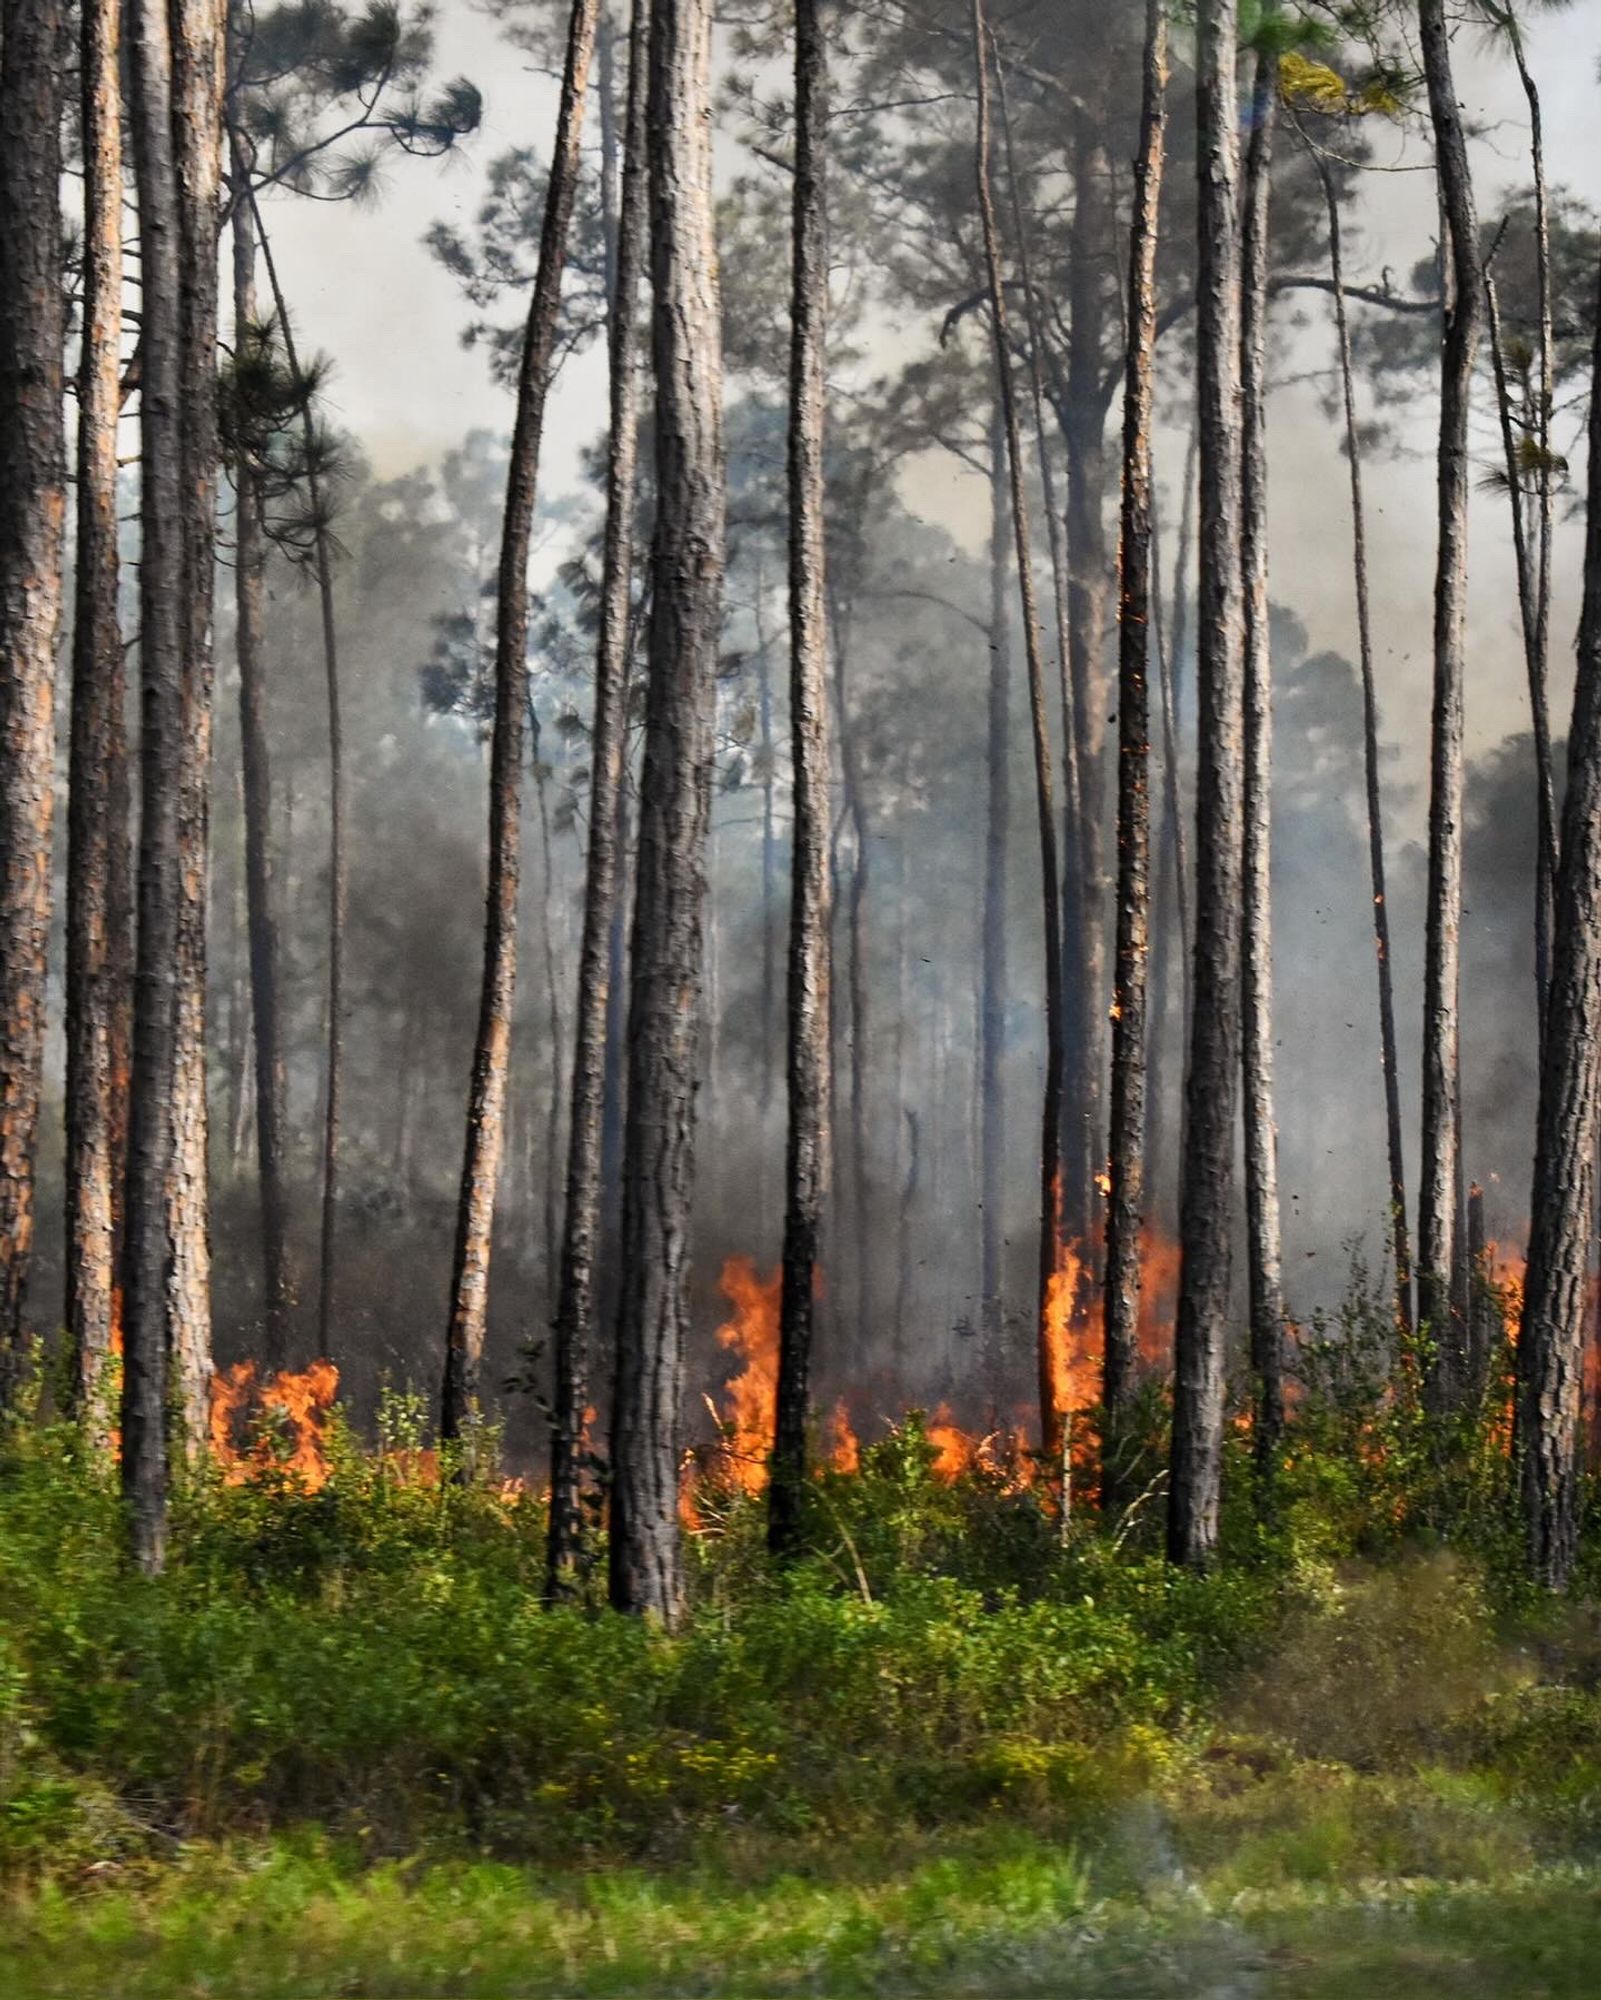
top-left (27, 0), bottom-right (1601, 1464)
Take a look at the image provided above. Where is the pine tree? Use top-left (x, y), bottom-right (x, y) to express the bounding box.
top-left (0, 0), bottom-right (67, 1394)
top-left (609, 0), bottom-right (725, 1624)
top-left (769, 0), bottom-right (833, 1559)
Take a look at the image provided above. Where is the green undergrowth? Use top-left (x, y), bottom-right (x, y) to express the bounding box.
top-left (2, 1343), bottom-right (1600, 1991)
top-left (4, 1835), bottom-right (1601, 1996)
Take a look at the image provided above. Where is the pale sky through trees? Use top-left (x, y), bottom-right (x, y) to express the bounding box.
top-left (266, 0), bottom-right (1601, 837)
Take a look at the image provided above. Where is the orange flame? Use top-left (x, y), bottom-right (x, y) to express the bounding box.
top-left (927, 1403), bottom-right (976, 1478)
top-left (208, 1359), bottom-right (339, 1490)
top-left (1041, 1226), bottom-right (1179, 1447)
top-left (711, 1255), bottom-right (782, 1494)
top-left (826, 1397), bottom-right (860, 1473)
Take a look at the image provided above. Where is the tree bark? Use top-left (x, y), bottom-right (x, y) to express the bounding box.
top-left (995, 54), bottom-right (1085, 1242)
top-left (757, 573), bottom-right (778, 1125)
top-left (123, 0), bottom-right (186, 1570)
top-left (547, 0), bottom-right (646, 1599)
top-left (1102, 0), bottom-right (1166, 1504)
top-left (1146, 421), bottom-right (1197, 1217)
top-left (1517, 243), bottom-right (1601, 1590)
top-left (972, 0), bottom-right (1066, 1472)
top-left (66, 0), bottom-right (126, 1422)
top-left (1239, 49), bottom-right (1285, 1473)
top-left (440, 0), bottom-right (600, 1442)
top-left (1168, 0), bottom-right (1246, 1570)
top-left (826, 581), bottom-right (872, 1348)
top-left (167, 0), bottom-right (226, 1452)
top-left (1485, 265), bottom-right (1558, 1035)
top-left (247, 194), bottom-right (347, 1364)
top-left (0, 0), bottom-right (66, 1394)
top-left (530, 732), bottom-right (566, 1283)
top-left (1416, 0), bottom-right (1482, 1407)
top-left (1310, 136), bottom-right (1413, 1339)
top-left (1058, 114), bottom-right (1112, 1256)
top-left (1513, 23), bottom-right (1558, 1016)
top-left (978, 408), bottom-right (1011, 1402)
top-left (769, 0), bottom-right (833, 1561)
top-left (228, 130), bottom-right (293, 1369)
top-left (608, 0), bottom-right (724, 1624)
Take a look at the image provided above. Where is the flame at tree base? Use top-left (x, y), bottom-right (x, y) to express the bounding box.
top-left (681, 1234), bottom-right (1180, 1520)
top-left (209, 1359), bottom-right (340, 1490)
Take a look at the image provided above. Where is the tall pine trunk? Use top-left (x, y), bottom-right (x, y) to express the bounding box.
top-left (0, 0), bottom-right (66, 1392)
top-left (769, 0), bottom-right (833, 1559)
top-left (823, 583), bottom-right (872, 1343)
top-left (123, 0), bottom-right (187, 1569)
top-left (227, 137), bottom-right (292, 1368)
top-left (1060, 114), bottom-right (1112, 1254)
top-left (608, 0), bottom-right (724, 1624)
top-left (972, 0), bottom-right (1066, 1474)
top-left (757, 576), bottom-right (778, 1125)
top-left (1102, 0), bottom-right (1166, 1503)
top-left (1239, 49), bottom-right (1285, 1470)
top-left (1168, 0), bottom-right (1246, 1570)
top-left (1310, 135), bottom-right (1412, 1336)
top-left (1513, 22), bottom-right (1558, 1012)
top-left (1485, 266), bottom-right (1558, 1031)
top-left (248, 196), bottom-right (347, 1362)
top-left (995, 57), bottom-right (1084, 1242)
top-left (66, 0), bottom-right (127, 1419)
top-left (1146, 422), bottom-right (1197, 1216)
top-left (168, 0), bottom-right (225, 1449)
top-left (547, 0), bottom-right (648, 1598)
top-left (978, 412), bottom-right (1011, 1401)
top-left (1416, 0), bottom-right (1482, 1404)
top-left (440, 0), bottom-right (600, 1442)
top-left (1516, 244), bottom-right (1601, 1591)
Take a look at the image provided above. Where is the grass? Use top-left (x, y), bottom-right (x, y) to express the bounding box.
top-left (3, 1358), bottom-right (1600, 1995)
top-left (4, 1833), bottom-right (1599, 1996)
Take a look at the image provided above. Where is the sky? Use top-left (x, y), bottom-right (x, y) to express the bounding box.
top-left (263, 0), bottom-right (1601, 812)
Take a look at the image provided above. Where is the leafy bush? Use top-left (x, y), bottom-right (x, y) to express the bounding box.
top-left (0, 1348), bottom-right (1595, 1892)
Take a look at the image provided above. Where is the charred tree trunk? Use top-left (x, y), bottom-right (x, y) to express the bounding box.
top-left (530, 731), bottom-right (566, 1283)
top-left (1168, 0), bottom-right (1246, 1570)
top-left (228, 134), bottom-right (292, 1369)
top-left (1517, 249), bottom-right (1601, 1590)
top-left (608, 0), bottom-right (724, 1624)
top-left (0, 0), bottom-right (66, 1394)
top-left (757, 575), bottom-right (778, 1125)
top-left (769, 0), bottom-right (833, 1561)
top-left (440, 0), bottom-right (600, 1443)
top-left (1305, 130), bottom-right (1412, 1337)
top-left (1102, 0), bottom-right (1166, 1505)
top-left (248, 196), bottom-right (347, 1363)
top-left (1239, 50), bottom-right (1285, 1473)
top-left (66, 0), bottom-right (126, 1420)
top-left (548, 0), bottom-right (640, 1592)
top-left (826, 583), bottom-right (872, 1346)
top-left (1417, 0), bottom-right (1482, 1407)
top-left (548, 0), bottom-right (645, 1596)
top-left (167, 0), bottom-right (225, 1452)
top-left (1465, 1178), bottom-right (1492, 1406)
top-left (542, 0), bottom-right (647, 1568)
top-left (978, 410), bottom-right (1011, 1402)
top-left (995, 53), bottom-right (1085, 1239)
top-left (1060, 114), bottom-right (1113, 1256)
top-left (973, 0), bottom-right (1066, 1473)
top-left (1146, 421), bottom-right (1197, 1217)
top-left (1485, 266), bottom-right (1558, 1033)
top-left (123, 0), bottom-right (186, 1569)
top-left (1513, 22), bottom-right (1558, 1014)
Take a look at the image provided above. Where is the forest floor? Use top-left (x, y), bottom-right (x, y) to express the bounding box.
top-left (4, 1403), bottom-right (1601, 1995)
top-left (3, 1835), bottom-right (1598, 1996)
